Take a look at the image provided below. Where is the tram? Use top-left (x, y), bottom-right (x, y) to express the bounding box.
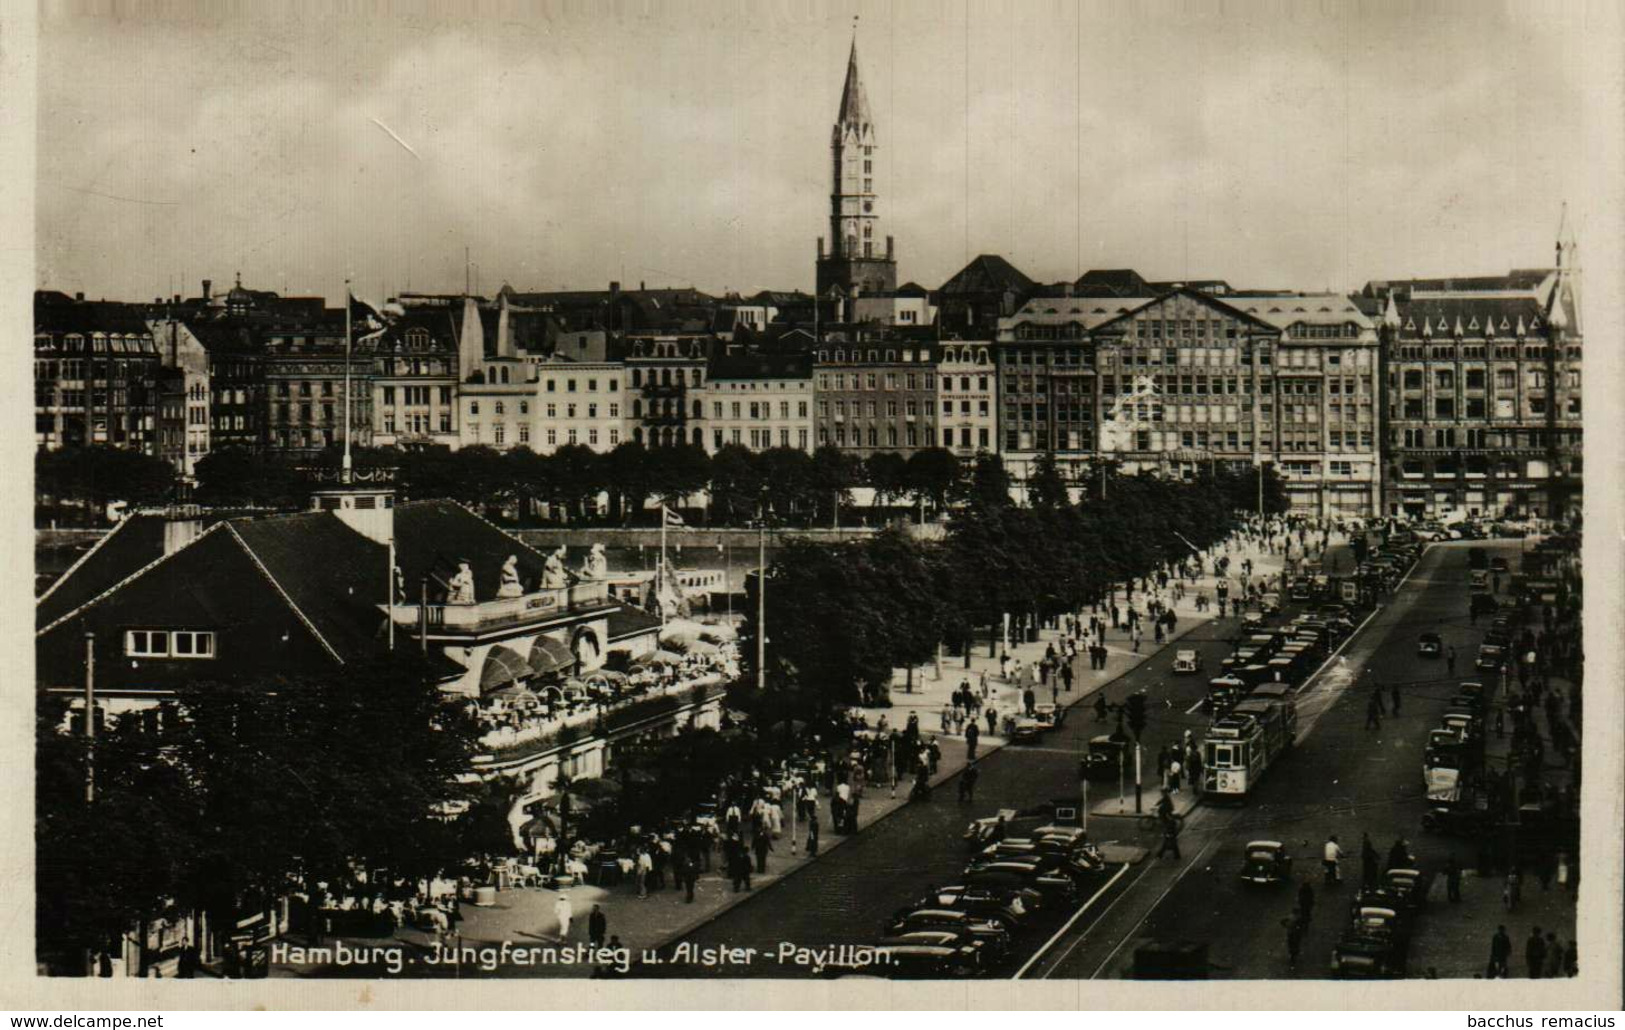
top-left (1201, 691), bottom-right (1298, 801)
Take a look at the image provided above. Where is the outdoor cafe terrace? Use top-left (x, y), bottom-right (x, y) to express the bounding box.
top-left (470, 624), bottom-right (740, 765)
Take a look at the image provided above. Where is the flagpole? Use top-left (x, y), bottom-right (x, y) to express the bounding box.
top-left (343, 277), bottom-right (353, 483)
top-left (659, 504), bottom-right (668, 628)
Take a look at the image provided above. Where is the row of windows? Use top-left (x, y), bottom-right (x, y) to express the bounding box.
top-left (1393, 369), bottom-right (1575, 390)
top-left (821, 399), bottom-right (939, 419)
top-left (382, 386), bottom-right (453, 406)
top-left (712, 428), bottom-right (812, 450)
top-left (818, 425), bottom-right (930, 448)
top-left (712, 401), bottom-right (811, 419)
top-left (816, 372), bottom-right (938, 390)
top-left (126, 629), bottom-right (215, 659)
top-left (546, 376), bottom-right (620, 393)
top-left (382, 412), bottom-right (454, 435)
top-left (629, 368), bottom-right (700, 388)
top-left (1395, 397), bottom-right (1578, 419)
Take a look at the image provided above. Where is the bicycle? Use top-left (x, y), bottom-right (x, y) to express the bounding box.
top-left (1139, 810), bottom-right (1186, 834)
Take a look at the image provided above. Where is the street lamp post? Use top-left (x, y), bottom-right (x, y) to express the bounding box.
top-left (83, 632), bottom-right (95, 804)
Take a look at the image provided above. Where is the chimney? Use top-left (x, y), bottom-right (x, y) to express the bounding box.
top-left (202, 279), bottom-right (212, 300)
top-left (163, 517), bottom-right (204, 556)
top-left (640, 281), bottom-right (646, 292)
top-left (886, 236), bottom-right (894, 260)
top-left (818, 236), bottom-right (825, 260)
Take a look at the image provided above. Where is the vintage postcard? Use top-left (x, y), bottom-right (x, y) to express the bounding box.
top-left (3, 0), bottom-right (1621, 1011)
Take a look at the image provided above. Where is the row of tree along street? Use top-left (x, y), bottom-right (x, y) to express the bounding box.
top-left (34, 448), bottom-right (1284, 974)
top-left (732, 451), bottom-right (1287, 721)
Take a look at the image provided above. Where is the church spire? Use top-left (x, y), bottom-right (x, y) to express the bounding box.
top-left (837, 36), bottom-right (872, 133)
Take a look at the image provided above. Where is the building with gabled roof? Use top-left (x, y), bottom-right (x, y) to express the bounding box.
top-left (935, 254), bottom-right (1035, 332)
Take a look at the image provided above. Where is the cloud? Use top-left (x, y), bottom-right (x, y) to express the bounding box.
top-left (35, 2), bottom-right (1588, 301)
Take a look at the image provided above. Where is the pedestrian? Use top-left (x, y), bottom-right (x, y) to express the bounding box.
top-left (927, 737), bottom-right (941, 775)
top-left (1544, 934), bottom-right (1563, 979)
top-left (1446, 855), bottom-right (1462, 902)
top-left (1284, 916), bottom-right (1302, 971)
top-left (752, 828), bottom-right (772, 874)
top-left (1061, 663), bottom-right (1074, 693)
top-left (1387, 837), bottom-right (1412, 872)
top-left (1167, 757), bottom-right (1183, 795)
top-left (1526, 926), bottom-right (1546, 978)
top-left (1563, 939), bottom-right (1578, 978)
top-left (1445, 646), bottom-right (1456, 676)
top-left (805, 813), bottom-right (820, 858)
top-left (553, 891), bottom-right (573, 939)
top-left (678, 852), bottom-right (696, 903)
top-left (959, 763), bottom-right (979, 802)
top-left (1297, 880), bottom-right (1315, 925)
top-left (1489, 925), bottom-right (1512, 978)
top-left (1390, 682), bottom-right (1401, 717)
top-left (1365, 690), bottom-right (1382, 730)
top-left (1023, 687), bottom-right (1036, 717)
top-left (965, 720), bottom-right (980, 762)
top-left (1157, 821), bottom-right (1181, 860)
top-left (636, 846), bottom-right (653, 899)
top-left (1095, 694), bottom-right (1109, 723)
top-left (986, 707), bottom-right (997, 736)
top-left (1361, 833), bottom-right (1380, 886)
top-left (1323, 835), bottom-right (1344, 886)
top-left (588, 904), bottom-right (607, 949)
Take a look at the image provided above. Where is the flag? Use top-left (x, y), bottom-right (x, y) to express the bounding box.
top-left (348, 291), bottom-right (379, 329)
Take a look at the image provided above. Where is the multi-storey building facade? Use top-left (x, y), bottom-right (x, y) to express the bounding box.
top-left (262, 318), bottom-right (374, 455)
top-left (936, 338), bottom-right (996, 455)
top-left (1366, 244), bottom-right (1581, 520)
top-left (700, 353), bottom-right (814, 453)
top-left (815, 40), bottom-right (897, 299)
top-left (997, 286), bottom-right (1381, 515)
top-left (372, 312), bottom-right (460, 449)
top-left (813, 336), bottom-right (939, 456)
top-left (624, 334), bottom-right (711, 449)
top-left (536, 360), bottom-right (625, 454)
top-left (33, 293), bottom-right (162, 454)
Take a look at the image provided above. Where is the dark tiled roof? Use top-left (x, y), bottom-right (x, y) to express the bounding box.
top-left (34, 297), bottom-right (153, 336)
top-left (938, 255), bottom-right (1034, 296)
top-left (707, 352), bottom-right (813, 380)
top-left (230, 514), bottom-right (391, 660)
top-left (1361, 271), bottom-right (1551, 298)
top-left (606, 606), bottom-right (662, 641)
top-left (1074, 269), bottom-right (1152, 297)
top-left (393, 500), bottom-right (551, 603)
top-left (36, 516), bottom-right (169, 629)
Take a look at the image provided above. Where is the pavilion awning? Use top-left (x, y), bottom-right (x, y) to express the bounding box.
top-left (527, 636), bottom-right (574, 677)
top-left (481, 645), bottom-right (530, 692)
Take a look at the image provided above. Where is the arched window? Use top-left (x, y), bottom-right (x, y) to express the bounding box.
top-left (692, 399), bottom-right (702, 417)
top-left (633, 427), bottom-right (643, 444)
top-left (631, 369), bottom-right (642, 387)
top-left (632, 399), bottom-right (642, 417)
top-left (692, 426), bottom-right (704, 446)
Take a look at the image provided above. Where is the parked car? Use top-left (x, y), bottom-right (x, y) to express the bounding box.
top-left (882, 910), bottom-right (1010, 959)
top-left (1240, 608), bottom-right (1265, 629)
top-left (867, 944), bottom-right (979, 978)
top-left (1173, 649), bottom-right (1203, 674)
top-left (1260, 593), bottom-right (1282, 615)
top-left (875, 931), bottom-right (988, 968)
top-left (1081, 735), bottom-right (1128, 782)
top-left (1331, 908), bottom-right (1410, 978)
top-left (1417, 632), bottom-right (1442, 658)
top-left (1475, 644), bottom-right (1506, 672)
top-left (1489, 556), bottom-right (1510, 573)
top-left (913, 884), bottom-right (1031, 928)
top-left (1238, 840), bottom-right (1293, 885)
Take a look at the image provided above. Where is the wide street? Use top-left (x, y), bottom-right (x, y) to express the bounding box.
top-left (647, 537), bottom-right (1571, 980)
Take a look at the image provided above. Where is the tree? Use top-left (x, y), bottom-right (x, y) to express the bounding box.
top-left (708, 444), bottom-right (762, 525)
top-left (905, 448), bottom-right (963, 513)
top-left (37, 447), bottom-right (176, 514)
top-left (544, 445), bottom-right (605, 521)
top-left (193, 448), bottom-right (304, 508)
top-left (1027, 450), bottom-right (1071, 511)
top-left (809, 446), bottom-right (861, 526)
top-left (865, 451), bottom-right (909, 509)
top-left (605, 441), bottom-right (655, 523)
top-left (650, 444), bottom-right (711, 510)
top-left (756, 447), bottom-right (816, 520)
top-left (964, 451), bottom-right (1014, 512)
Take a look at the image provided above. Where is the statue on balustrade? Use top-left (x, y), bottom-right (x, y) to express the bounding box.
top-left (447, 560), bottom-right (476, 604)
top-left (542, 545), bottom-right (572, 589)
top-left (497, 554), bottom-right (524, 598)
top-left (579, 543), bottom-right (609, 580)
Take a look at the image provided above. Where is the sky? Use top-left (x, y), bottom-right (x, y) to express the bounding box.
top-left (34, 0), bottom-right (1592, 304)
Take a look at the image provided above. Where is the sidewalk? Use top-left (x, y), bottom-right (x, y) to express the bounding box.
top-left (1406, 869), bottom-right (1578, 978)
top-left (271, 526), bottom-right (1323, 978)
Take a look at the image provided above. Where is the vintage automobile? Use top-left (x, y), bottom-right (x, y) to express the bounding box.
top-left (1082, 735), bottom-right (1129, 782)
top-left (1260, 593), bottom-right (1283, 615)
top-left (1475, 644), bottom-right (1506, 672)
top-left (914, 884), bottom-right (1032, 928)
top-left (875, 932), bottom-right (987, 968)
top-left (1470, 593), bottom-right (1500, 617)
top-left (1207, 676), bottom-right (1248, 714)
top-left (866, 944), bottom-right (978, 979)
top-left (1173, 649), bottom-right (1204, 675)
top-left (1416, 632), bottom-right (1443, 658)
top-left (1489, 556), bottom-right (1511, 573)
top-left (1330, 908), bottom-right (1410, 978)
top-left (882, 909), bottom-right (1010, 958)
top-left (1010, 714), bottom-right (1047, 743)
top-left (1238, 840), bottom-right (1293, 885)
top-left (951, 871), bottom-right (1050, 917)
top-left (1382, 868), bottom-right (1424, 912)
top-left (1469, 570), bottom-right (1491, 591)
top-left (963, 809), bottom-right (1020, 847)
top-left (1240, 608), bottom-right (1266, 630)
top-left (963, 857), bottom-right (1084, 901)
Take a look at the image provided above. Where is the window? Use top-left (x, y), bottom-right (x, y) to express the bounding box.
top-left (469, 401), bottom-right (480, 416)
